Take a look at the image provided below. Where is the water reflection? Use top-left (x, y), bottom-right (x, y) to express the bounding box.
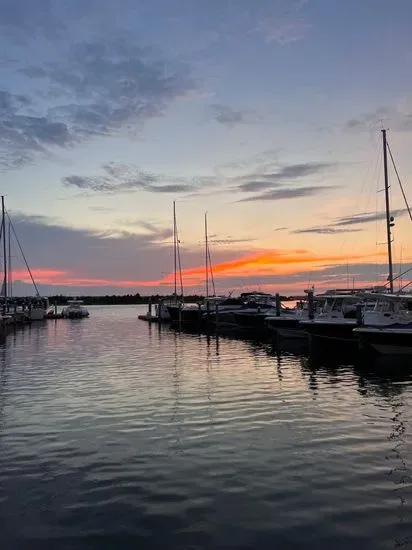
top-left (1, 307), bottom-right (412, 549)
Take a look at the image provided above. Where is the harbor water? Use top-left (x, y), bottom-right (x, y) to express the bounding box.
top-left (1, 305), bottom-right (412, 549)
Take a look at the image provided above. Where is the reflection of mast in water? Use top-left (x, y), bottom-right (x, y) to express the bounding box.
top-left (386, 395), bottom-right (412, 548)
top-left (170, 331), bottom-right (182, 448)
top-left (204, 334), bottom-right (218, 427)
top-left (206, 333), bottom-right (220, 358)
top-left (0, 342), bottom-right (8, 434)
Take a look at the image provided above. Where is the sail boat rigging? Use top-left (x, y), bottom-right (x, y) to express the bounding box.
top-left (382, 129), bottom-right (394, 293)
top-left (204, 212), bottom-right (215, 299)
top-left (0, 198), bottom-right (49, 320)
top-left (172, 201), bottom-right (183, 300)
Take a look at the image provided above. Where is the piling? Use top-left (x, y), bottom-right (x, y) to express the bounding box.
top-left (356, 304), bottom-right (364, 326)
top-left (308, 290), bottom-right (315, 320)
top-left (275, 293), bottom-right (281, 317)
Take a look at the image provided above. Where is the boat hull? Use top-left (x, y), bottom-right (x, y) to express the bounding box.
top-left (266, 317), bottom-right (306, 339)
top-left (166, 305), bottom-right (201, 326)
top-left (354, 327), bottom-right (412, 356)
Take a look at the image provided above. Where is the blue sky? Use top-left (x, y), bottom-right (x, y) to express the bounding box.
top-left (1, 0), bottom-right (412, 295)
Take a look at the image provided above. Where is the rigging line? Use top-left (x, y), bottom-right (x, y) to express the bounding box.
top-left (381, 264), bottom-right (412, 289)
top-left (207, 241), bottom-right (216, 296)
top-left (399, 279), bottom-right (412, 292)
top-left (6, 211), bottom-right (40, 297)
top-left (387, 142), bottom-right (412, 223)
top-left (176, 223), bottom-right (184, 298)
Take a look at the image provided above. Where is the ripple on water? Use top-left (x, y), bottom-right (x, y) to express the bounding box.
top-left (1, 306), bottom-right (412, 549)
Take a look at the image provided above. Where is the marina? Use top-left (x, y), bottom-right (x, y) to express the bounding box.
top-left (2, 2), bottom-right (412, 548)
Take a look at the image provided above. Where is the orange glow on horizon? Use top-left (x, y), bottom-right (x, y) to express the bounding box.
top-left (6, 247), bottom-right (395, 291)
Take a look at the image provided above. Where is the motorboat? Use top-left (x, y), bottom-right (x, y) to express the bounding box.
top-left (29, 297), bottom-right (50, 321)
top-left (61, 299), bottom-right (90, 319)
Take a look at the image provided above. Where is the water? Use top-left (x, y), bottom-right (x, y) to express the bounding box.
top-left (1, 305), bottom-right (412, 549)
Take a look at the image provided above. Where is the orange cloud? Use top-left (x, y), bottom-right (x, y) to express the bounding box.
top-left (158, 249), bottom-right (388, 286)
top-left (8, 247), bottom-right (391, 291)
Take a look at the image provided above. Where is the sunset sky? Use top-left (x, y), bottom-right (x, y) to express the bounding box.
top-left (1, 0), bottom-right (412, 296)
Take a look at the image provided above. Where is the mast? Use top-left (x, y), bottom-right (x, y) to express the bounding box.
top-left (205, 212), bottom-right (209, 299)
top-left (173, 201), bottom-right (177, 297)
top-left (382, 129), bottom-right (394, 292)
top-left (1, 196), bottom-right (7, 313)
top-left (8, 219), bottom-right (12, 299)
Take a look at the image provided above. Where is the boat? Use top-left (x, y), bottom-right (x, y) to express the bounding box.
top-left (265, 293), bottom-right (325, 340)
top-left (61, 299), bottom-right (90, 319)
top-left (354, 325), bottom-right (412, 356)
top-left (0, 200), bottom-right (49, 321)
top-left (299, 291), bottom-right (364, 347)
top-left (231, 292), bottom-right (280, 332)
top-left (29, 297), bottom-right (50, 321)
top-left (353, 293), bottom-right (412, 355)
top-left (147, 202), bottom-right (185, 323)
top-left (167, 212), bottom-right (245, 327)
top-left (301, 129), bottom-right (407, 349)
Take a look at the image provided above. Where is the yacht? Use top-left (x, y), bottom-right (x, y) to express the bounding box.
top-left (29, 297), bottom-right (50, 321)
top-left (353, 294), bottom-right (412, 355)
top-left (61, 299), bottom-right (90, 319)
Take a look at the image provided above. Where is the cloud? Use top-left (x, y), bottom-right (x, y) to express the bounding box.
top-left (234, 162), bottom-right (337, 192)
top-left (0, 33), bottom-right (196, 168)
top-left (238, 185), bottom-right (336, 202)
top-left (334, 209), bottom-right (408, 227)
top-left (62, 162), bottom-right (212, 195)
top-left (6, 210), bottom-right (400, 296)
top-left (292, 208), bottom-right (410, 235)
top-left (346, 102), bottom-right (412, 133)
top-left (210, 104), bottom-right (257, 128)
top-left (292, 227), bottom-right (362, 235)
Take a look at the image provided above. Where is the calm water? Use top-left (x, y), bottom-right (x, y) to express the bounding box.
top-left (1, 305), bottom-right (412, 549)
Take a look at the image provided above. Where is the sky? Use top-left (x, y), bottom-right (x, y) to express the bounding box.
top-left (1, 0), bottom-right (412, 296)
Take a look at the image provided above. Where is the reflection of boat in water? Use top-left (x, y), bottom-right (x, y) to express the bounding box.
top-left (61, 300), bottom-right (90, 319)
top-left (354, 325), bottom-right (412, 356)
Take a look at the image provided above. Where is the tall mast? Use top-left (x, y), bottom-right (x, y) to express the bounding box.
top-left (173, 201), bottom-right (177, 297)
top-left (205, 212), bottom-right (209, 299)
top-left (8, 219), bottom-right (12, 299)
top-left (382, 129), bottom-right (394, 292)
top-left (1, 196), bottom-right (7, 313)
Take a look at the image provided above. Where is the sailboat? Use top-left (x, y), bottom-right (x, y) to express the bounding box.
top-left (0, 197), bottom-right (49, 321)
top-left (159, 201), bottom-right (184, 322)
top-left (167, 212), bottom-right (244, 327)
top-left (301, 129), bottom-right (412, 349)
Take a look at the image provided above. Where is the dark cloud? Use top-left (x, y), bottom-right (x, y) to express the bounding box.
top-left (265, 162), bottom-right (335, 181)
top-left (238, 180), bottom-right (277, 192)
top-left (293, 208), bottom-right (409, 235)
top-left (62, 163), bottom-right (203, 195)
top-left (5, 211), bottom-right (256, 295)
top-left (233, 162), bottom-right (337, 195)
top-left (208, 237), bottom-right (257, 245)
top-left (334, 209), bottom-right (408, 227)
top-left (238, 185), bottom-right (336, 202)
top-left (0, 33), bottom-right (196, 168)
top-left (6, 210), bottom-right (408, 296)
top-left (292, 227), bottom-right (362, 235)
top-left (210, 104), bottom-right (256, 128)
